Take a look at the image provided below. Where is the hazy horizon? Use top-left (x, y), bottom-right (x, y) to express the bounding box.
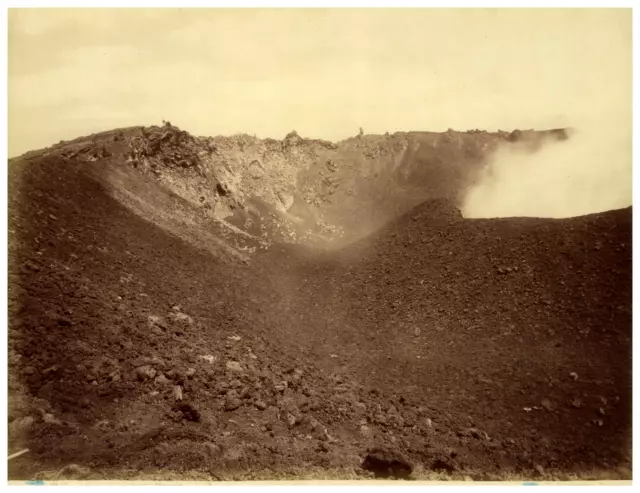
top-left (9, 8), bottom-right (631, 158)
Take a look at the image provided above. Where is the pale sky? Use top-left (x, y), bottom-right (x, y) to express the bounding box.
top-left (8, 8), bottom-right (632, 157)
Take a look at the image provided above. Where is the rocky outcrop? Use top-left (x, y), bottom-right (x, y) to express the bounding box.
top-left (25, 122), bottom-right (571, 251)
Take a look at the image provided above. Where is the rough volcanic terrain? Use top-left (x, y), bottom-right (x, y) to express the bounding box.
top-left (7, 124), bottom-right (631, 482)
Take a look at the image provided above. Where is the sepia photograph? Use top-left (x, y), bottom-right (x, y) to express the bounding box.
top-left (6, 6), bottom-right (633, 484)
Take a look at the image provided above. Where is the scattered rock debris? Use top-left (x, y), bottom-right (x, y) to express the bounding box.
top-left (6, 123), bottom-right (629, 481)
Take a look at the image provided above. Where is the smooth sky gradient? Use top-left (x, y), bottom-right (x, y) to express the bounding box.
top-left (8, 8), bottom-right (632, 157)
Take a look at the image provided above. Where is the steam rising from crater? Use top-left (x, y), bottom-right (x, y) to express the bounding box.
top-left (462, 119), bottom-right (632, 219)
